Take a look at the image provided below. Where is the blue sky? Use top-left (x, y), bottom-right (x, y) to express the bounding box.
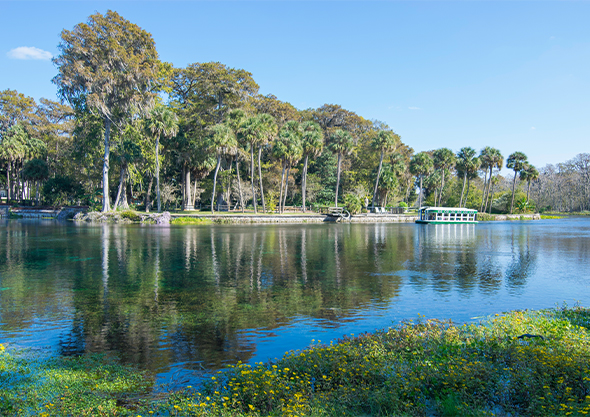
top-left (1, 1), bottom-right (589, 171)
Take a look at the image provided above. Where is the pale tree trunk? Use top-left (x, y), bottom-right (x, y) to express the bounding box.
top-left (258, 147), bottom-right (266, 213)
top-left (510, 173), bottom-right (518, 214)
top-left (236, 160), bottom-right (244, 213)
top-left (113, 166), bottom-right (126, 210)
top-left (526, 180), bottom-right (531, 204)
top-left (335, 152), bottom-right (342, 207)
top-left (279, 161), bottom-right (286, 214)
top-left (418, 175), bottom-right (424, 208)
top-left (185, 165), bottom-right (193, 210)
top-left (372, 150), bottom-right (385, 210)
top-left (465, 176), bottom-right (472, 207)
top-left (250, 146), bottom-right (257, 213)
top-left (145, 175), bottom-right (153, 213)
top-left (283, 164), bottom-right (291, 213)
top-left (480, 169), bottom-right (488, 212)
top-left (211, 155), bottom-right (222, 213)
top-left (156, 135), bottom-right (161, 213)
top-left (6, 161), bottom-right (10, 201)
top-left (102, 118), bottom-right (111, 212)
top-left (488, 179), bottom-right (496, 214)
top-left (484, 167), bottom-right (493, 212)
top-left (192, 177), bottom-right (198, 208)
top-left (302, 155), bottom-right (309, 212)
top-left (181, 164), bottom-right (186, 209)
top-left (459, 171), bottom-right (467, 207)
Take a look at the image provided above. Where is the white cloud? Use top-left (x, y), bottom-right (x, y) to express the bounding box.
top-left (531, 127), bottom-right (536, 130)
top-left (7, 46), bottom-right (52, 60)
top-left (408, 106), bottom-right (421, 110)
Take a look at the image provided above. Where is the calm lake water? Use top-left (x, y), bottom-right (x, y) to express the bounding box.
top-left (1, 218), bottom-right (589, 387)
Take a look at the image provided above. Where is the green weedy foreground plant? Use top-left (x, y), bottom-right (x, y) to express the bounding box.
top-left (3, 307), bottom-right (590, 416)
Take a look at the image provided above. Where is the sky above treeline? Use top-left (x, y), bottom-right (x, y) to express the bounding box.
top-left (1, 1), bottom-right (589, 172)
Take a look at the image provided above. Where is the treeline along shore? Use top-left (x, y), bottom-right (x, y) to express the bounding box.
top-left (1, 10), bottom-right (589, 217)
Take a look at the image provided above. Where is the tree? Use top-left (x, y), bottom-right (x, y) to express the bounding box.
top-left (255, 113), bottom-right (278, 213)
top-left (410, 152), bottom-right (434, 208)
top-left (300, 121), bottom-right (323, 211)
top-left (432, 148), bottom-right (456, 206)
top-left (456, 147), bottom-right (479, 207)
top-left (146, 105), bottom-right (179, 212)
top-left (273, 121), bottom-right (303, 213)
top-left (519, 163), bottom-right (539, 204)
top-left (0, 89), bottom-right (38, 139)
top-left (506, 151), bottom-right (529, 214)
top-left (225, 109), bottom-right (247, 212)
top-left (53, 10), bottom-right (160, 212)
top-left (371, 129), bottom-right (399, 209)
top-left (22, 158), bottom-right (50, 204)
top-left (479, 147), bottom-right (503, 212)
top-left (327, 129), bottom-right (355, 207)
top-left (206, 124), bottom-right (238, 213)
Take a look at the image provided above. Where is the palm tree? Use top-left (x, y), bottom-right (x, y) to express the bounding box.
top-left (379, 163), bottom-right (398, 207)
top-left (482, 148), bottom-right (503, 212)
top-left (206, 124), bottom-right (238, 213)
top-left (146, 105), bottom-right (178, 213)
top-left (409, 152), bottom-right (434, 208)
top-left (256, 114), bottom-right (277, 213)
top-left (456, 147), bottom-right (479, 207)
top-left (327, 129), bottom-right (355, 207)
top-left (300, 121), bottom-right (323, 212)
top-left (519, 163), bottom-right (539, 204)
top-left (432, 148), bottom-right (456, 206)
top-left (273, 121), bottom-right (303, 213)
top-left (506, 151), bottom-right (528, 214)
top-left (371, 130), bottom-right (400, 210)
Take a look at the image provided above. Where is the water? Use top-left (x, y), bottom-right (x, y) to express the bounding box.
top-left (1, 218), bottom-right (589, 387)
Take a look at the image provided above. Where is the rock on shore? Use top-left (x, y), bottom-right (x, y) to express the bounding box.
top-left (73, 211), bottom-right (171, 224)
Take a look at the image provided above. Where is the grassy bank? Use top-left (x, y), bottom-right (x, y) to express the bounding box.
top-left (2, 307), bottom-right (590, 416)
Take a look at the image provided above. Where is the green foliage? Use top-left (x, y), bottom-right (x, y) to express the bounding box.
top-left (343, 193), bottom-right (362, 214)
top-left (265, 190), bottom-right (279, 212)
top-left (42, 176), bottom-right (83, 206)
top-left (21, 158), bottom-right (49, 181)
top-left (119, 210), bottom-right (141, 221)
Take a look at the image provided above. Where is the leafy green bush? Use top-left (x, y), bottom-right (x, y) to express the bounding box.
top-left (343, 194), bottom-right (362, 215)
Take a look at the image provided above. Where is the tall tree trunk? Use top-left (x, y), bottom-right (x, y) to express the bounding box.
top-left (102, 118), bottom-right (111, 212)
top-left (6, 161), bottom-right (10, 201)
top-left (181, 164), bottom-right (186, 210)
top-left (526, 180), bottom-right (531, 204)
top-left (250, 145), bottom-right (257, 213)
top-left (510, 172), bottom-right (518, 214)
top-left (418, 175), bottom-right (423, 208)
top-left (335, 152), bottom-right (342, 207)
top-left (236, 160), bottom-right (244, 213)
top-left (192, 177), bottom-right (198, 208)
top-left (283, 164), bottom-right (291, 213)
top-left (185, 166), bottom-right (193, 210)
top-left (279, 161), bottom-right (286, 214)
top-left (488, 179), bottom-right (495, 214)
top-left (145, 175), bottom-right (153, 213)
top-left (211, 155), bottom-right (222, 213)
top-left (465, 176), bottom-right (471, 207)
top-left (480, 169), bottom-right (488, 212)
top-left (156, 134), bottom-right (161, 213)
top-left (372, 150), bottom-right (385, 210)
top-left (439, 170), bottom-right (446, 207)
top-left (459, 171), bottom-right (467, 207)
top-left (258, 147), bottom-right (266, 213)
top-left (484, 167), bottom-right (493, 212)
top-left (302, 155), bottom-right (309, 212)
top-left (113, 165), bottom-right (126, 210)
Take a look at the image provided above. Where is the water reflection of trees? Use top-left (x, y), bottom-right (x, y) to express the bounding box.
top-left (0, 221), bottom-right (546, 377)
top-left (0, 223), bottom-right (410, 374)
